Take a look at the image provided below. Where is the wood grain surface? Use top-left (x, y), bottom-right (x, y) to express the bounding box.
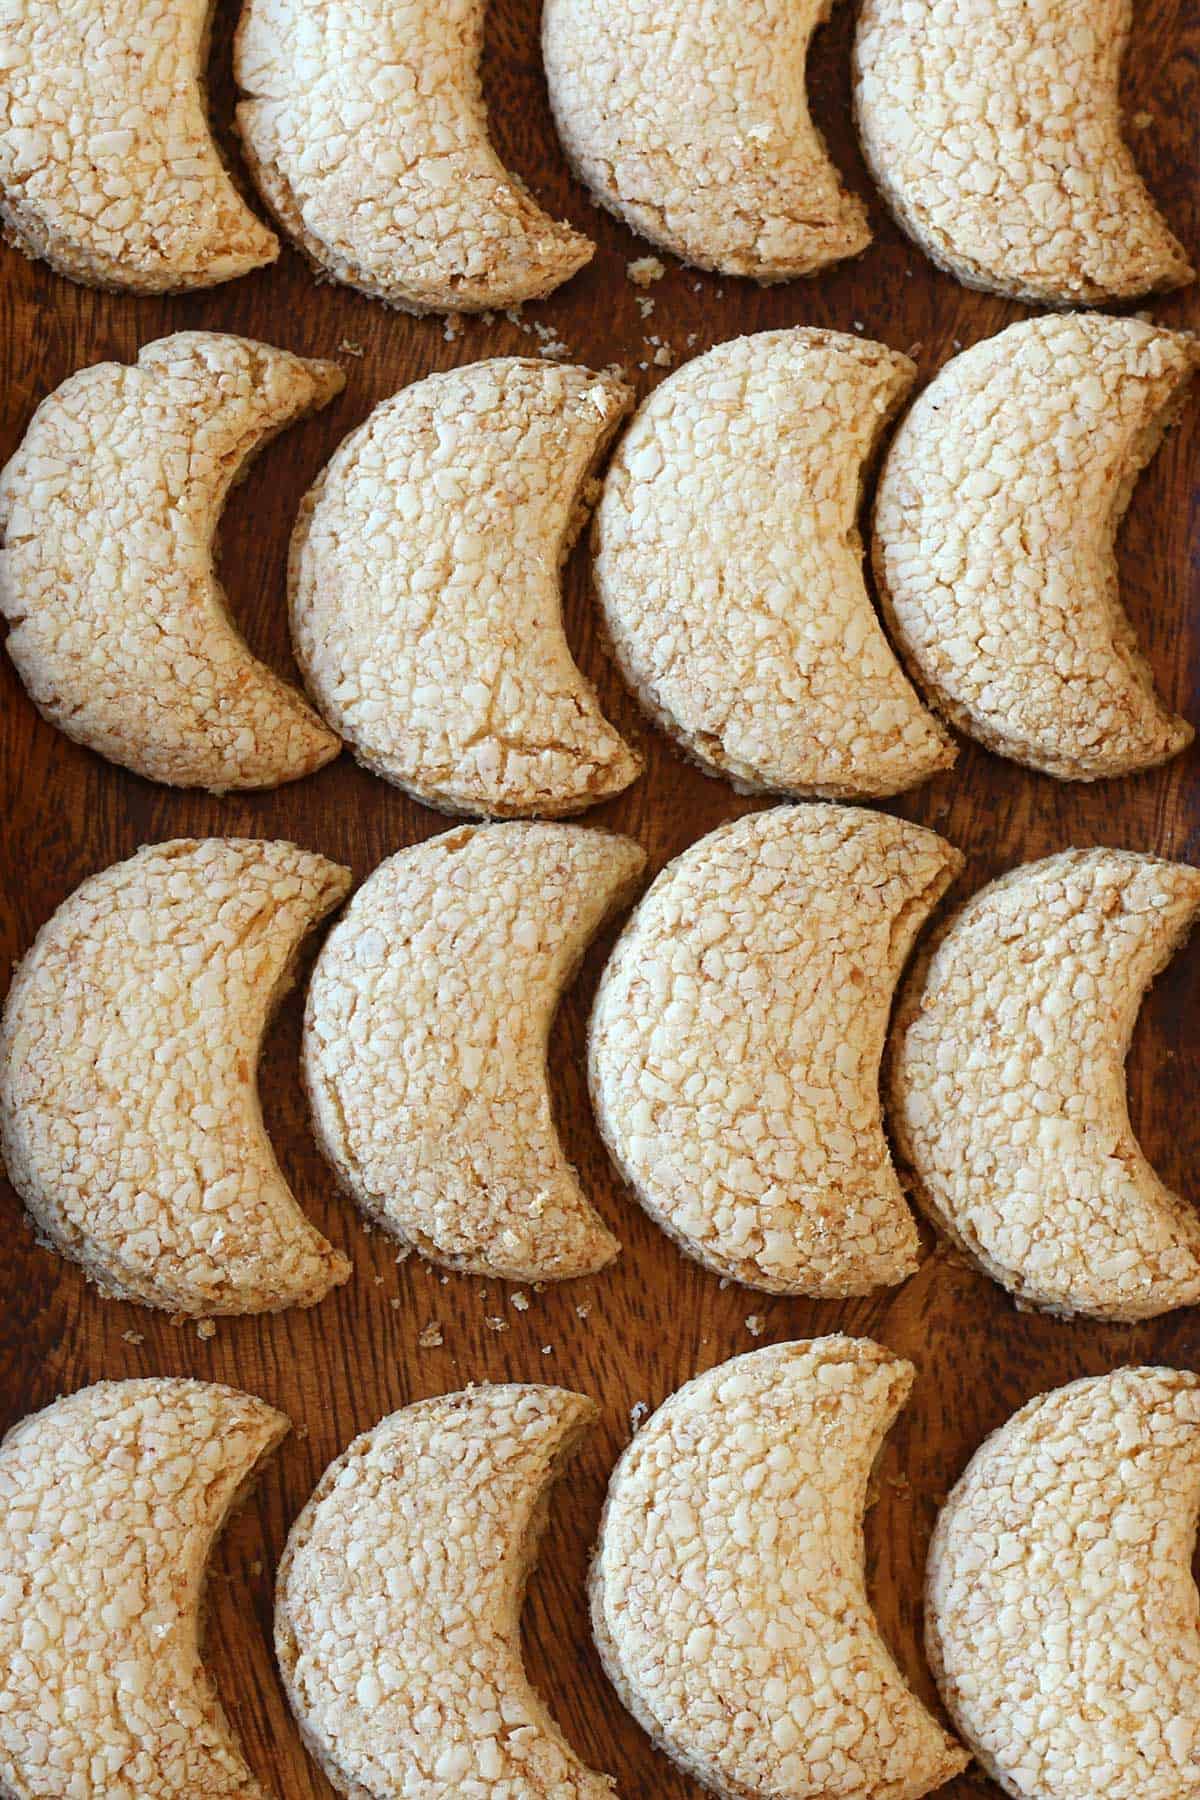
top-left (1, 2), bottom-right (1198, 1795)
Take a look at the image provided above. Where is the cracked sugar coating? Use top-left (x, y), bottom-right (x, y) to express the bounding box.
top-left (0, 333), bottom-right (344, 792)
top-left (276, 1384), bottom-right (614, 1798)
top-left (927, 1367), bottom-right (1200, 1800)
top-left (873, 315), bottom-right (1198, 781)
top-left (304, 822), bottom-right (645, 1281)
top-left (0, 1377), bottom-right (288, 1799)
top-left (591, 1339), bottom-right (968, 1800)
top-left (594, 329), bottom-right (955, 799)
top-left (543, 0), bottom-right (870, 280)
top-left (0, 0), bottom-right (277, 292)
top-left (853, 0), bottom-right (1193, 304)
top-left (589, 805), bottom-right (962, 1295)
top-left (889, 847), bottom-right (1200, 1322)
top-left (234, 0), bottom-right (592, 314)
top-left (0, 838), bottom-right (353, 1315)
top-left (290, 358), bottom-right (641, 818)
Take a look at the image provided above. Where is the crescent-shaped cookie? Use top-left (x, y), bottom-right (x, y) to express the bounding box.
top-left (276, 1384), bottom-right (614, 1797)
top-left (0, 838), bottom-right (353, 1315)
top-left (542, 0), bottom-right (870, 279)
top-left (853, 0), bottom-right (1193, 304)
top-left (927, 1367), bottom-right (1200, 1800)
top-left (290, 358), bottom-right (641, 818)
top-left (234, 0), bottom-right (592, 313)
top-left (592, 1339), bottom-right (969, 1800)
top-left (0, 1377), bottom-right (288, 1799)
top-left (304, 822), bottom-right (645, 1281)
top-left (593, 329), bottom-right (955, 798)
top-left (589, 805), bottom-right (962, 1294)
top-left (0, 333), bottom-right (344, 792)
top-left (0, 0), bottom-right (277, 292)
top-left (889, 847), bottom-right (1200, 1322)
top-left (873, 314), bottom-right (1198, 781)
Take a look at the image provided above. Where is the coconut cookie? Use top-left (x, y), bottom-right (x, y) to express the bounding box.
top-left (873, 315), bottom-right (1198, 781)
top-left (0, 334), bottom-right (344, 792)
top-left (290, 359), bottom-right (641, 817)
top-left (853, 0), bottom-right (1192, 304)
top-left (589, 805), bottom-right (962, 1295)
top-left (543, 0), bottom-right (870, 280)
top-left (234, 0), bottom-right (592, 314)
top-left (927, 1367), bottom-right (1200, 1800)
top-left (594, 329), bottom-right (955, 798)
top-left (0, 0), bottom-right (277, 292)
top-left (276, 1385), bottom-right (615, 1798)
top-left (0, 1378), bottom-right (288, 1799)
top-left (890, 848), bottom-right (1200, 1322)
top-left (592, 1339), bottom-right (969, 1800)
top-left (305, 822), bottom-right (645, 1280)
top-left (0, 838), bottom-right (353, 1315)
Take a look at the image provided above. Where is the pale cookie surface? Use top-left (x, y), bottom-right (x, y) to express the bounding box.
top-left (304, 822), bottom-right (645, 1280)
top-left (592, 1338), bottom-right (968, 1800)
top-left (873, 314), bottom-right (1198, 781)
top-left (290, 359), bottom-right (641, 818)
top-left (594, 329), bottom-right (954, 798)
top-left (235, 0), bottom-right (592, 313)
top-left (0, 1377), bottom-right (288, 1799)
top-left (853, 0), bottom-right (1193, 303)
top-left (0, 838), bottom-right (353, 1315)
top-left (0, 333), bottom-right (344, 792)
top-left (543, 0), bottom-right (870, 279)
top-left (890, 847), bottom-right (1200, 1322)
top-left (589, 805), bottom-right (962, 1295)
top-left (0, 0), bottom-right (277, 292)
top-left (927, 1367), bottom-right (1200, 1800)
top-left (276, 1384), bottom-right (615, 1798)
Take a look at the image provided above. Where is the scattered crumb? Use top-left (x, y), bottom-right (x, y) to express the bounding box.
top-left (853, 319), bottom-right (864, 331)
top-left (120, 1330), bottom-right (144, 1346)
top-left (418, 1319), bottom-right (444, 1348)
top-left (627, 254), bottom-right (667, 286)
top-left (686, 332), bottom-right (698, 347)
top-left (484, 1316), bottom-right (509, 1333)
top-left (373, 1274), bottom-right (384, 1286)
top-left (394, 1247), bottom-right (412, 1265)
top-left (511, 1291), bottom-right (530, 1311)
top-left (541, 1344), bottom-right (553, 1355)
top-left (887, 1473), bottom-right (913, 1496)
top-left (196, 1319), bottom-right (216, 1340)
top-left (745, 1314), bottom-right (765, 1337)
top-left (576, 1303), bottom-right (591, 1320)
top-left (249, 1559), bottom-right (264, 1577)
top-left (1131, 110), bottom-right (1153, 129)
top-left (294, 1422), bottom-right (310, 1440)
top-left (629, 1400), bottom-right (650, 1433)
top-left (443, 319), bottom-right (460, 342)
top-left (635, 295), bottom-right (655, 317)
top-left (337, 339), bottom-right (365, 358)
top-left (389, 1296), bottom-right (400, 1310)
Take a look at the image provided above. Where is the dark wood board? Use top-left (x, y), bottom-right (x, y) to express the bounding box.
top-left (1, 2), bottom-right (1198, 1794)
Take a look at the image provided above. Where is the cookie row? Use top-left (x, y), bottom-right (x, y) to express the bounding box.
top-left (2, 1351), bottom-right (1195, 1800)
top-left (3, 316), bottom-right (1195, 806)
top-left (1, 0), bottom-right (1189, 308)
top-left (4, 810), bottom-right (1196, 1322)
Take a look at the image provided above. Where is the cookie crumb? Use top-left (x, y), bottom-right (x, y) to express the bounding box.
top-left (511, 1291), bottom-right (530, 1311)
top-left (745, 1313), bottom-right (765, 1337)
top-left (196, 1318), bottom-right (216, 1340)
top-left (418, 1319), bottom-right (444, 1348)
top-left (627, 255), bottom-right (667, 286)
top-left (120, 1329), bottom-right (144, 1346)
top-left (338, 339), bottom-right (365, 358)
top-left (636, 295), bottom-right (655, 317)
top-left (629, 1400), bottom-right (650, 1433)
top-left (484, 1315), bottom-right (509, 1333)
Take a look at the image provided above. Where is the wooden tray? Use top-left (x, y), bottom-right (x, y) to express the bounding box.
top-left (1, 3), bottom-right (1197, 1794)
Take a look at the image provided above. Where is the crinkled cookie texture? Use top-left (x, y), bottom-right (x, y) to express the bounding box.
top-left (0, 1377), bottom-right (288, 1800)
top-left (589, 805), bottom-right (962, 1295)
top-left (0, 838), bottom-right (353, 1315)
top-left (543, 0), bottom-right (870, 279)
top-left (290, 358), bottom-right (641, 818)
top-left (234, 0), bottom-right (592, 313)
top-left (276, 1384), bottom-right (614, 1798)
top-left (0, 333), bottom-right (344, 792)
top-left (927, 1367), bottom-right (1200, 1800)
top-left (592, 1339), bottom-right (969, 1800)
top-left (305, 822), bottom-right (645, 1281)
top-left (0, 0), bottom-right (277, 292)
top-left (853, 0), bottom-right (1193, 304)
top-left (594, 329), bottom-right (954, 798)
top-left (890, 848), bottom-right (1200, 1322)
top-left (873, 315), bottom-right (1198, 781)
